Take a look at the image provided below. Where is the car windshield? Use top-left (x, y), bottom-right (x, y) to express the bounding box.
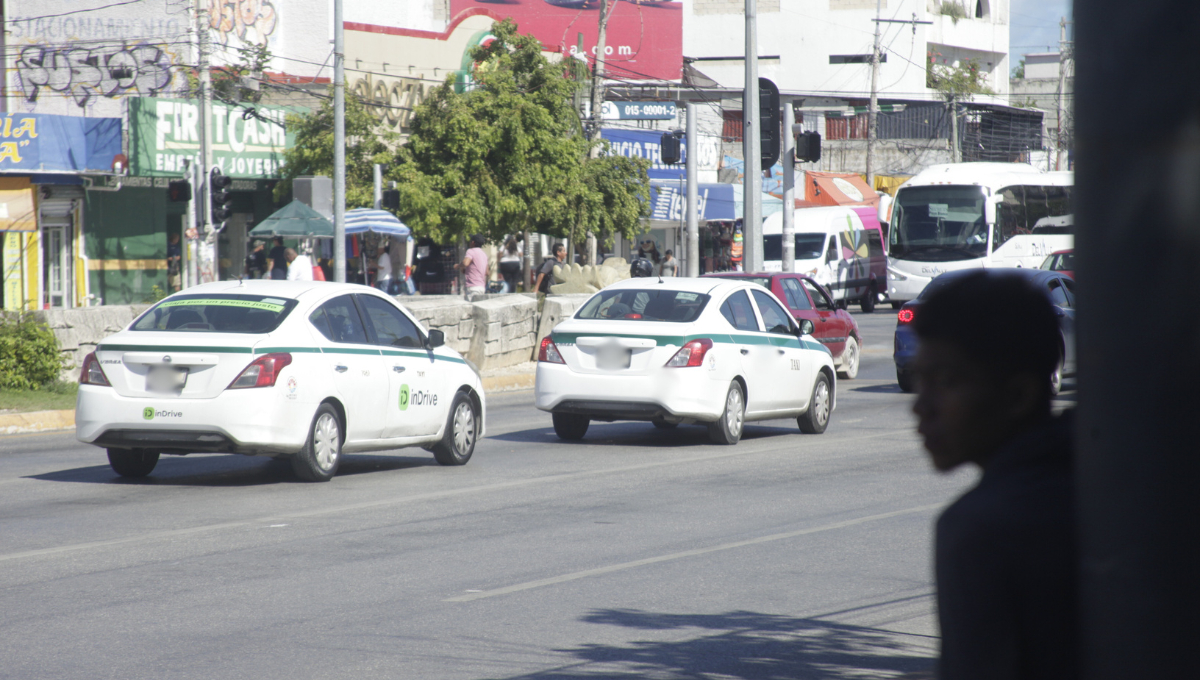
top-left (763, 233), bottom-right (827, 261)
top-left (132, 294), bottom-right (298, 334)
top-left (577, 289), bottom-right (711, 322)
top-left (890, 185), bottom-right (988, 262)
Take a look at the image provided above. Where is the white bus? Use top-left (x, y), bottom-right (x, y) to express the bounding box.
top-left (884, 163), bottom-right (1073, 307)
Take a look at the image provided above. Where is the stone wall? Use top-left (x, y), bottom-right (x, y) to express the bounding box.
top-left (467, 296), bottom-right (539, 370)
top-left (535, 295), bottom-right (595, 351)
top-left (35, 305), bottom-right (150, 382)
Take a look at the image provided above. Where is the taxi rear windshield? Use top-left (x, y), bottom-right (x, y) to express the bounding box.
top-left (576, 289), bottom-right (710, 323)
top-left (132, 295), bottom-right (298, 334)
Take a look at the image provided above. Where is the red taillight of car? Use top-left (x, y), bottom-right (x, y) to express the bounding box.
top-left (538, 336), bottom-right (565, 364)
top-left (79, 352), bottom-right (111, 386)
top-left (228, 353), bottom-right (293, 389)
top-left (665, 338), bottom-right (714, 368)
top-left (897, 308), bottom-right (915, 325)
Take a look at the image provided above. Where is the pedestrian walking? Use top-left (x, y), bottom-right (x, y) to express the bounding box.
top-left (456, 234), bottom-right (489, 300)
top-left (284, 248), bottom-right (314, 281)
top-left (246, 240), bottom-right (268, 279)
top-left (269, 237), bottom-right (288, 280)
top-left (375, 245), bottom-right (394, 293)
top-left (660, 250), bottom-right (678, 277)
top-left (499, 237), bottom-right (523, 293)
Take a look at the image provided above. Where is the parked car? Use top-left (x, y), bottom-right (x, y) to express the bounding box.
top-left (1040, 249), bottom-right (1075, 278)
top-left (535, 277), bottom-right (836, 445)
top-left (703, 272), bottom-right (863, 379)
top-left (893, 268), bottom-right (1077, 394)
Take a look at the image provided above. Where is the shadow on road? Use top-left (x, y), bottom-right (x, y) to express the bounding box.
top-left (496, 608), bottom-right (935, 679)
top-left (850, 383), bottom-right (907, 394)
top-left (24, 453), bottom-right (435, 486)
top-left (489, 422), bottom-right (806, 448)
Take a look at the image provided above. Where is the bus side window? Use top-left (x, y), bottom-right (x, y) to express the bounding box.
top-left (995, 186), bottom-right (1026, 250)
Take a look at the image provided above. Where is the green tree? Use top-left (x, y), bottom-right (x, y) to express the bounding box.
top-left (1011, 58), bottom-right (1026, 80)
top-left (927, 52), bottom-right (993, 101)
top-left (390, 19), bottom-right (650, 245)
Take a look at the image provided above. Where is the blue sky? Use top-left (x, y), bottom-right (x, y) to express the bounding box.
top-left (1009, 0), bottom-right (1073, 64)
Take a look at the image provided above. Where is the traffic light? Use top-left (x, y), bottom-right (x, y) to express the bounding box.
top-left (209, 167), bottom-right (233, 227)
top-left (167, 179), bottom-right (191, 202)
top-left (758, 77), bottom-right (780, 170)
top-left (382, 189), bottom-right (400, 210)
top-left (794, 130), bottom-right (822, 163)
top-left (660, 132), bottom-right (682, 165)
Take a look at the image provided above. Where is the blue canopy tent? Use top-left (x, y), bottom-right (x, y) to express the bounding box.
top-left (344, 208), bottom-right (410, 236)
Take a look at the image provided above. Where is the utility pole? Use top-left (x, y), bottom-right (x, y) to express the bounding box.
top-left (333, 0), bottom-right (347, 282)
top-left (949, 94), bottom-right (959, 163)
top-left (373, 164), bottom-right (383, 210)
top-left (685, 102), bottom-right (699, 277)
top-left (1055, 16), bottom-right (1069, 171)
top-left (866, 0), bottom-right (882, 189)
top-left (781, 100), bottom-right (795, 273)
top-left (743, 0), bottom-right (762, 273)
top-left (196, 0), bottom-right (215, 282)
top-left (585, 0), bottom-right (612, 267)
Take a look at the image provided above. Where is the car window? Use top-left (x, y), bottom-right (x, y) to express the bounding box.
top-left (720, 290), bottom-right (760, 331)
top-left (825, 236), bottom-right (838, 264)
top-left (1061, 276), bottom-right (1076, 306)
top-left (802, 279), bottom-right (833, 310)
top-left (310, 295), bottom-right (369, 344)
top-left (357, 295), bottom-right (424, 348)
top-left (782, 278), bottom-right (812, 310)
top-left (132, 294), bottom-right (297, 334)
top-left (1057, 252), bottom-right (1075, 270)
top-left (1047, 279), bottom-right (1071, 308)
top-left (577, 289), bottom-right (710, 322)
top-left (751, 289), bottom-right (795, 335)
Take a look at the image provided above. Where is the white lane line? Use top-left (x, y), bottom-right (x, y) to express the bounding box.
top-left (0, 428), bottom-right (918, 564)
top-left (445, 503), bottom-right (942, 603)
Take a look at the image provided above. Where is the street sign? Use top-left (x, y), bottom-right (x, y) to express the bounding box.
top-left (596, 101), bottom-right (677, 120)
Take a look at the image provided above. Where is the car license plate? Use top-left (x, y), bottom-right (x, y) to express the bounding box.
top-left (147, 366), bottom-right (189, 392)
top-left (596, 346), bottom-right (631, 370)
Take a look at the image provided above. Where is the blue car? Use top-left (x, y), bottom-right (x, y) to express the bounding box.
top-left (894, 268), bottom-right (1077, 394)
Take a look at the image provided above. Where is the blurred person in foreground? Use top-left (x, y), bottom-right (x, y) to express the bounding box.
top-left (911, 271), bottom-right (1078, 680)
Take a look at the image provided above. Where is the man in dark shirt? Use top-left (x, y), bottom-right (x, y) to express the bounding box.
top-left (911, 271), bottom-right (1078, 680)
top-left (269, 237), bottom-right (288, 280)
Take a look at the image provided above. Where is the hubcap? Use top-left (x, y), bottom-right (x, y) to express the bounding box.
top-left (813, 380), bottom-right (830, 426)
top-left (726, 387), bottom-right (744, 436)
top-left (452, 402), bottom-right (475, 454)
top-left (847, 343), bottom-right (857, 373)
top-left (313, 412), bottom-right (340, 471)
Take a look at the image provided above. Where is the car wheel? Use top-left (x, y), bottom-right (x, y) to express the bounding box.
top-left (553, 413), bottom-right (590, 440)
top-left (292, 403), bottom-right (342, 482)
top-left (107, 448), bottom-right (159, 477)
top-left (798, 372), bottom-right (832, 434)
top-left (837, 336), bottom-right (860, 380)
top-left (708, 381), bottom-right (745, 445)
top-left (896, 369), bottom-right (916, 393)
top-left (432, 391), bottom-right (478, 466)
top-left (860, 288), bottom-right (876, 313)
top-left (651, 417), bottom-right (678, 429)
top-left (1050, 355), bottom-right (1064, 396)
top-left (891, 301), bottom-right (904, 310)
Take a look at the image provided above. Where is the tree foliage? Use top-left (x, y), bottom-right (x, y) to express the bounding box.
top-left (927, 52), bottom-right (993, 101)
top-left (0, 313), bottom-right (66, 389)
top-left (391, 19), bottom-right (650, 244)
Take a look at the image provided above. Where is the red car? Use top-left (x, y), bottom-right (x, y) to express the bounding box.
top-left (702, 272), bottom-right (863, 379)
top-left (1040, 249), bottom-right (1075, 279)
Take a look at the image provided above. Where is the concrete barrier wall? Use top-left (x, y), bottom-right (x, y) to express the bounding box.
top-left (35, 305), bottom-right (150, 382)
top-left (535, 294), bottom-right (594, 353)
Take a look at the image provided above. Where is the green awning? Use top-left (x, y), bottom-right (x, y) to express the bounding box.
top-left (248, 200), bottom-right (334, 238)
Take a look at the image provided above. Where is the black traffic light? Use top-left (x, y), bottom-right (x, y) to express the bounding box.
top-left (758, 77), bottom-right (780, 170)
top-left (794, 129), bottom-right (822, 163)
top-left (660, 131), bottom-right (682, 165)
top-left (167, 179), bottom-right (191, 202)
top-left (210, 167), bottom-right (233, 226)
top-left (382, 189), bottom-right (400, 210)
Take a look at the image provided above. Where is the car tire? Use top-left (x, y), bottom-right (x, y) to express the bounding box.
top-left (708, 381), bottom-right (745, 445)
top-left (553, 413), bottom-right (590, 441)
top-left (651, 417), bottom-right (678, 429)
top-left (1050, 355), bottom-right (1064, 396)
top-left (292, 403), bottom-right (342, 482)
top-left (837, 336), bottom-right (860, 380)
top-left (897, 369), bottom-right (916, 393)
top-left (107, 448), bottom-right (159, 477)
top-left (891, 301), bottom-right (904, 310)
top-left (860, 287), bottom-right (876, 313)
top-left (432, 391), bottom-right (478, 466)
top-left (798, 372), bottom-right (832, 434)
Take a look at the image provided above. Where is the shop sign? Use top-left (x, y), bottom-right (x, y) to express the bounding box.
top-left (648, 182), bottom-right (736, 222)
top-left (0, 113), bottom-right (121, 173)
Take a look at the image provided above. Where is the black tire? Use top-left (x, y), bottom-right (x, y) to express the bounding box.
top-left (651, 417), bottom-right (678, 429)
top-left (553, 413), bottom-right (590, 440)
top-left (798, 372), bottom-right (832, 434)
top-left (1050, 355), bottom-right (1064, 396)
top-left (708, 381), bottom-right (745, 445)
top-left (292, 403), bottom-right (342, 482)
top-left (891, 301), bottom-right (904, 310)
top-left (837, 336), bottom-right (860, 380)
top-left (860, 287), bottom-right (876, 313)
top-left (432, 391), bottom-right (478, 466)
top-left (107, 448), bottom-right (159, 477)
top-left (897, 369), bottom-right (916, 393)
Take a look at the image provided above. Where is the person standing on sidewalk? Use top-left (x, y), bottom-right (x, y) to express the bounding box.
top-left (910, 271), bottom-right (1078, 680)
top-left (456, 234), bottom-right (489, 300)
top-left (659, 250), bottom-right (678, 277)
top-left (498, 237), bottom-right (523, 293)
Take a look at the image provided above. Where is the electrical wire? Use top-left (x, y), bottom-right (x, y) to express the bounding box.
top-left (2, 0), bottom-right (146, 23)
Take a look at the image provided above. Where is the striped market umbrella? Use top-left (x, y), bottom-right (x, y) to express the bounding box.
top-left (344, 208), bottom-right (410, 237)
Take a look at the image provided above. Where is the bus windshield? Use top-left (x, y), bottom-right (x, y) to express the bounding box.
top-left (890, 185), bottom-right (987, 261)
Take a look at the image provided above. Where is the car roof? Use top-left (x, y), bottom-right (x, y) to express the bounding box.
top-left (605, 276), bottom-right (748, 296)
top-left (162, 280), bottom-right (372, 301)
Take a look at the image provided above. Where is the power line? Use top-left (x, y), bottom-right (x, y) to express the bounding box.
top-left (3, 0), bottom-right (147, 23)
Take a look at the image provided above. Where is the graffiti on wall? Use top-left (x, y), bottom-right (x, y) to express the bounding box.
top-left (352, 75), bottom-right (428, 134)
top-left (14, 42), bottom-right (179, 108)
top-left (208, 0), bottom-right (278, 48)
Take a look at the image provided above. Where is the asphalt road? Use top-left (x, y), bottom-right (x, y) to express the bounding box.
top-left (0, 310), bottom-right (980, 680)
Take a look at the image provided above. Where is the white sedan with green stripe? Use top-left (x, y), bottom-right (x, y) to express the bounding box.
top-left (76, 280), bottom-right (484, 481)
top-left (535, 277), bottom-right (835, 444)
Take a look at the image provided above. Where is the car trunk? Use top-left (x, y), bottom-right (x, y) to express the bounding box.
top-left (96, 331), bottom-right (270, 400)
top-left (552, 320), bottom-right (689, 376)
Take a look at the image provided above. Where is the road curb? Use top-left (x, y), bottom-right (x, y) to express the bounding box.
top-left (481, 372), bottom-right (535, 393)
top-left (0, 409), bottom-right (75, 435)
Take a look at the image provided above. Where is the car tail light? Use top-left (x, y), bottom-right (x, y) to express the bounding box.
top-left (228, 353), bottom-right (293, 389)
top-left (897, 308), bottom-right (915, 325)
top-left (665, 338), bottom-right (713, 368)
top-left (79, 352), bottom-right (111, 386)
top-left (538, 337), bottom-right (565, 364)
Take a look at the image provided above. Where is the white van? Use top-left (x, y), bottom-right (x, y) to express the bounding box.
top-left (761, 206), bottom-right (887, 312)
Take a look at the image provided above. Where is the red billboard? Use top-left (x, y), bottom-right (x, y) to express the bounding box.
top-left (450, 1), bottom-right (682, 81)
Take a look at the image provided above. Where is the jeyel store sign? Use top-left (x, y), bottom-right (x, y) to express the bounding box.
top-left (128, 97), bottom-right (306, 178)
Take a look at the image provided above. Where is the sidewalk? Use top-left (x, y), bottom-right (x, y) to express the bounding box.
top-left (0, 363), bottom-right (538, 436)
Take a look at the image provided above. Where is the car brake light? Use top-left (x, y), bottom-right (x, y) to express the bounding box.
top-left (897, 308), bottom-right (915, 324)
top-left (665, 338), bottom-right (713, 368)
top-left (538, 337), bottom-right (565, 364)
top-left (228, 353), bottom-right (293, 389)
top-left (79, 352), bottom-right (111, 386)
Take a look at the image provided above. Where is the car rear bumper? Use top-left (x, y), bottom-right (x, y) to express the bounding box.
top-left (893, 325), bottom-right (918, 372)
top-left (535, 363), bottom-right (724, 422)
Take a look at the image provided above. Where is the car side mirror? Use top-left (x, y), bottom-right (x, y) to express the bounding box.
top-left (426, 329), bottom-right (445, 349)
top-left (798, 319), bottom-right (814, 336)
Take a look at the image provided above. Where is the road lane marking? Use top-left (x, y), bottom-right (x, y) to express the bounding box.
top-left (0, 428), bottom-right (919, 564)
top-left (445, 503), bottom-right (943, 602)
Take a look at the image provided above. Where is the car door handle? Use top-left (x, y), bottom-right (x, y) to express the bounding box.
top-left (393, 366), bottom-right (406, 373)
top-left (777, 348), bottom-right (786, 354)
top-left (740, 349), bottom-right (749, 355)
top-left (335, 365), bottom-right (348, 373)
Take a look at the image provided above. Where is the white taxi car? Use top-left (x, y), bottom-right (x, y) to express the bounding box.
top-left (76, 281), bottom-right (485, 481)
top-left (535, 277), bottom-right (836, 444)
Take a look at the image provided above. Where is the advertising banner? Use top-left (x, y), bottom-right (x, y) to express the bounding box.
top-left (0, 114), bottom-right (121, 174)
top-left (602, 128), bottom-right (686, 181)
top-left (450, 1), bottom-right (682, 81)
top-left (649, 181), bottom-right (736, 222)
top-left (127, 97), bottom-right (306, 178)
